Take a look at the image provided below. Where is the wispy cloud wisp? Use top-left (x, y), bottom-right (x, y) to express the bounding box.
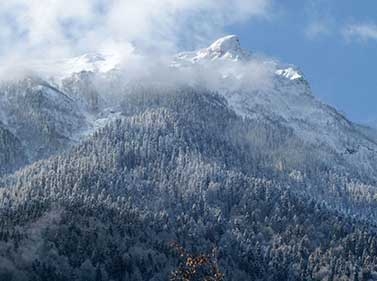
top-left (343, 23), bottom-right (377, 42)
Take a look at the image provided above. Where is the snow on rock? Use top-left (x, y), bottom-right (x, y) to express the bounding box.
top-left (206, 35), bottom-right (249, 60)
top-left (174, 35), bottom-right (251, 64)
top-left (276, 67), bottom-right (303, 80)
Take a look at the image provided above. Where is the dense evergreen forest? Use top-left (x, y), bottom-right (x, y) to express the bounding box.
top-left (1, 88), bottom-right (377, 280)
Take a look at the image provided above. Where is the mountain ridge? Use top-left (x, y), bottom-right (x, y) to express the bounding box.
top-left (2, 35), bottom-right (376, 179)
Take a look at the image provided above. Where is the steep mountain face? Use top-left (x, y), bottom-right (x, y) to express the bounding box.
top-left (1, 36), bottom-right (377, 280)
top-left (0, 71), bottom-right (122, 174)
top-left (0, 78), bottom-right (87, 172)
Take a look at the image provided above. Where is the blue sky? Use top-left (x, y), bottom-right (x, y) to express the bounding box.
top-left (227, 0), bottom-right (377, 125)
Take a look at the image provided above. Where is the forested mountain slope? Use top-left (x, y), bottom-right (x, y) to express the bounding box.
top-left (0, 124), bottom-right (26, 175)
top-left (1, 89), bottom-right (377, 280)
top-left (0, 78), bottom-right (87, 174)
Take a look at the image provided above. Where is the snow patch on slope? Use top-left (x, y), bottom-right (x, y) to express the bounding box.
top-left (77, 107), bottom-right (123, 141)
top-left (276, 67), bottom-right (303, 80)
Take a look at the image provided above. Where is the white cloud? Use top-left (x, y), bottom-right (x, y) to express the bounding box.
top-left (305, 21), bottom-right (331, 39)
top-left (0, 0), bottom-right (272, 65)
top-left (343, 23), bottom-right (377, 42)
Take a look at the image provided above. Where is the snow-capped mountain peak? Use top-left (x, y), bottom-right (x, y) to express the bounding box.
top-left (206, 35), bottom-right (248, 60)
top-left (175, 35), bottom-right (251, 64)
top-left (173, 36), bottom-right (305, 84)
